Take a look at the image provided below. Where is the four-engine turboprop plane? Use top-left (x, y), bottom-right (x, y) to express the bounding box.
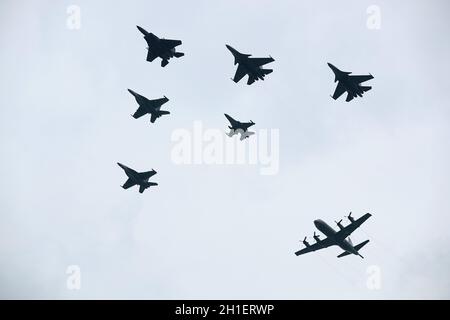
top-left (295, 212), bottom-right (372, 258)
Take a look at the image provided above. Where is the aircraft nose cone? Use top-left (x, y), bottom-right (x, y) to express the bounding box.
top-left (226, 44), bottom-right (237, 55)
top-left (136, 25), bottom-right (147, 35)
top-left (327, 63), bottom-right (339, 74)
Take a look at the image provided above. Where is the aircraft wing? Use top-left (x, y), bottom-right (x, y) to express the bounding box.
top-left (295, 237), bottom-right (334, 256)
top-left (122, 178), bottom-right (136, 189)
top-left (247, 75), bottom-right (256, 85)
top-left (224, 114), bottom-right (240, 127)
top-left (332, 82), bottom-right (346, 100)
top-left (350, 74), bottom-right (374, 83)
top-left (133, 106), bottom-right (148, 119)
top-left (129, 90), bottom-right (148, 106)
top-left (232, 64), bottom-right (247, 83)
top-left (161, 39), bottom-right (182, 49)
top-left (250, 57), bottom-right (274, 67)
top-left (146, 49), bottom-right (159, 62)
top-left (150, 113), bottom-right (158, 123)
top-left (345, 92), bottom-right (354, 102)
top-left (335, 213), bottom-right (372, 240)
top-left (139, 170), bottom-right (157, 181)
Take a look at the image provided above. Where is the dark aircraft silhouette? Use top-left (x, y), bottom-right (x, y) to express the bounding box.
top-left (137, 26), bottom-right (184, 67)
top-left (225, 114), bottom-right (255, 140)
top-left (226, 45), bottom-right (274, 85)
top-left (295, 212), bottom-right (372, 258)
top-left (117, 163), bottom-right (157, 193)
top-left (128, 89), bottom-right (170, 123)
top-left (225, 114), bottom-right (255, 132)
top-left (328, 63), bottom-right (374, 102)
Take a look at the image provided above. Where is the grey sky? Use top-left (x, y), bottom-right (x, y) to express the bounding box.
top-left (1, 0), bottom-right (449, 299)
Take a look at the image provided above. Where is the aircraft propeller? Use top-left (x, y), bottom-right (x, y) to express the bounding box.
top-left (313, 232), bottom-right (321, 242)
top-left (335, 219), bottom-right (344, 230)
top-left (345, 212), bottom-right (355, 223)
top-left (302, 237), bottom-right (310, 247)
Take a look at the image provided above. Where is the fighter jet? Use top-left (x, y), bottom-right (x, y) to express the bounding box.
top-left (117, 163), bottom-right (158, 193)
top-left (328, 63), bottom-right (374, 102)
top-left (226, 45), bottom-right (274, 85)
top-left (128, 89), bottom-right (170, 124)
top-left (137, 26), bottom-right (184, 67)
top-left (295, 212), bottom-right (372, 258)
top-left (224, 113), bottom-right (255, 140)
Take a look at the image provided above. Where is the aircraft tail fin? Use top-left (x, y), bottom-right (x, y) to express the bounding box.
top-left (161, 59), bottom-right (169, 67)
top-left (361, 86), bottom-right (372, 92)
top-left (337, 240), bottom-right (370, 258)
top-left (261, 69), bottom-right (273, 75)
top-left (173, 52), bottom-right (184, 58)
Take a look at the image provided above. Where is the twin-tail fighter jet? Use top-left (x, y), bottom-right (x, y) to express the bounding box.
top-left (117, 163), bottom-right (158, 194)
top-left (137, 26), bottom-right (184, 67)
top-left (295, 212), bottom-right (372, 258)
top-left (226, 45), bottom-right (274, 85)
top-left (128, 89), bottom-right (170, 124)
top-left (328, 63), bottom-right (374, 102)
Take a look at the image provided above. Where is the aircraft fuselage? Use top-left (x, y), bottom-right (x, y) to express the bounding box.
top-left (314, 219), bottom-right (359, 256)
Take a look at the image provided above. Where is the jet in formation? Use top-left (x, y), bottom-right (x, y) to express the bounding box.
top-left (295, 212), bottom-right (372, 258)
top-left (137, 26), bottom-right (184, 67)
top-left (328, 63), bottom-right (374, 102)
top-left (225, 113), bottom-right (255, 140)
top-left (128, 89), bottom-right (170, 124)
top-left (117, 163), bottom-right (158, 194)
top-left (226, 45), bottom-right (274, 85)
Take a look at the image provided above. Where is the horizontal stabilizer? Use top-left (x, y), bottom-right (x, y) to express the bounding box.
top-left (337, 240), bottom-right (370, 258)
top-left (354, 239), bottom-right (370, 251)
top-left (173, 52), bottom-right (184, 58)
top-left (361, 86), bottom-right (372, 92)
top-left (337, 251), bottom-right (351, 258)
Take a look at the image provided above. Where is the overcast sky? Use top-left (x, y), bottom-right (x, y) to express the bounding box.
top-left (1, 0), bottom-right (449, 299)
